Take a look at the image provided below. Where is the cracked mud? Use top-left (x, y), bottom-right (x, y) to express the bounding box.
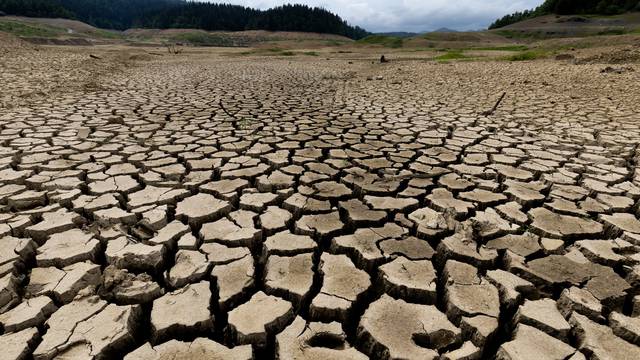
top-left (1, 44), bottom-right (640, 360)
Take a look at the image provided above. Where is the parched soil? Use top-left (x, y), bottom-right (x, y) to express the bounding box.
top-left (1, 43), bottom-right (640, 360)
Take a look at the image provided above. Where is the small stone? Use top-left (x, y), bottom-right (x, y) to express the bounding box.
top-left (165, 250), bottom-right (211, 288)
top-left (99, 266), bottom-right (164, 304)
top-left (105, 237), bottom-right (166, 272)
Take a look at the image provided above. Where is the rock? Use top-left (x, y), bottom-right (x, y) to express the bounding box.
top-left (570, 312), bottom-right (640, 360)
top-left (26, 261), bottom-right (101, 304)
top-left (227, 291), bottom-right (294, 345)
top-left (0, 327), bottom-right (40, 360)
top-left (408, 207), bottom-right (452, 238)
top-left (426, 188), bottom-right (474, 219)
top-left (99, 266), bottom-right (164, 304)
top-left (106, 237), bottom-right (166, 272)
top-left (0, 296), bottom-right (57, 333)
top-left (124, 338), bottom-right (252, 360)
top-left (358, 294), bottom-right (461, 359)
top-left (165, 250), bottom-right (211, 288)
top-left (264, 253), bottom-right (315, 304)
top-left (310, 253), bottom-right (370, 320)
top-left (276, 316), bottom-right (367, 360)
top-left (379, 257), bottom-right (437, 303)
top-left (496, 324), bottom-right (576, 360)
top-left (513, 298), bottom-right (571, 341)
top-left (36, 229), bottom-right (100, 267)
top-left (150, 281), bottom-right (213, 342)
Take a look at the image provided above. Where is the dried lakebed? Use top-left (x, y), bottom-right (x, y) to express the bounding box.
top-left (1, 49), bottom-right (640, 359)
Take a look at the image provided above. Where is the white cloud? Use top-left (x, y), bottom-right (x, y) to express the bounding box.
top-left (214, 0), bottom-right (543, 32)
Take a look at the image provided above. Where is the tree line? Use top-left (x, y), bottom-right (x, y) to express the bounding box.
top-left (0, 0), bottom-right (369, 39)
top-left (490, 0), bottom-right (640, 29)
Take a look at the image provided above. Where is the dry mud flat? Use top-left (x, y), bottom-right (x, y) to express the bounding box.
top-left (1, 45), bottom-right (640, 359)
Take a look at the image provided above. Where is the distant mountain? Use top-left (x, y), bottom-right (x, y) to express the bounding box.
top-left (432, 27), bottom-right (458, 33)
top-left (376, 32), bottom-right (418, 38)
top-left (490, 0), bottom-right (640, 29)
top-left (0, 0), bottom-right (370, 39)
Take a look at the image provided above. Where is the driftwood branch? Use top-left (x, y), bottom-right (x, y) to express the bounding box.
top-left (481, 91), bottom-right (506, 116)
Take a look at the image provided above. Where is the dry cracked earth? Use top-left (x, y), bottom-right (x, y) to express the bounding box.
top-left (1, 46), bottom-right (640, 360)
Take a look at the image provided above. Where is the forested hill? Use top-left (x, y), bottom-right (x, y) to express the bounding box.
top-left (490, 0), bottom-right (640, 29)
top-left (0, 0), bottom-right (370, 39)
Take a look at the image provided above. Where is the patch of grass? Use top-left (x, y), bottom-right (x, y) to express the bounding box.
top-left (596, 28), bottom-right (627, 36)
top-left (357, 35), bottom-right (403, 48)
top-left (494, 29), bottom-right (551, 40)
top-left (505, 50), bottom-right (547, 61)
top-left (0, 20), bottom-right (63, 38)
top-left (471, 45), bottom-right (529, 51)
top-left (87, 28), bottom-right (123, 39)
top-left (170, 32), bottom-right (235, 47)
top-left (239, 48), bottom-right (301, 57)
top-left (302, 51), bottom-right (318, 56)
top-left (325, 39), bottom-right (348, 46)
top-left (435, 51), bottom-right (469, 61)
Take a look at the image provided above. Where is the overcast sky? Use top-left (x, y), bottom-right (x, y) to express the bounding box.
top-left (219, 0), bottom-right (543, 32)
